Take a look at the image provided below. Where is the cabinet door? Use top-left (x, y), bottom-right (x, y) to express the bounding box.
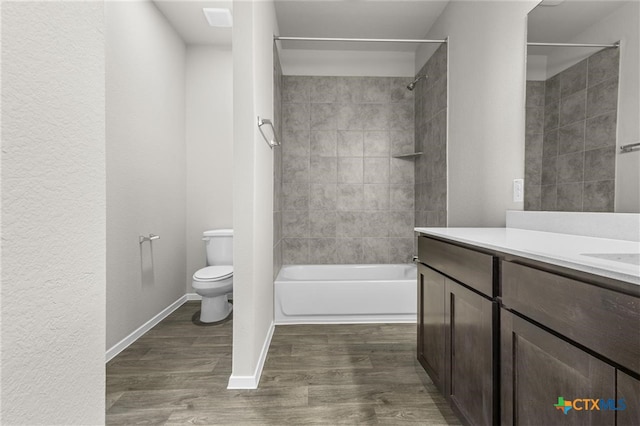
top-left (501, 308), bottom-right (615, 426)
top-left (417, 263), bottom-right (445, 391)
top-left (445, 279), bottom-right (496, 426)
top-left (617, 370), bottom-right (640, 426)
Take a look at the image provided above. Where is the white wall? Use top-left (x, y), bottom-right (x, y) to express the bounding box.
top-left (106, 1), bottom-right (187, 349)
top-left (527, 54), bottom-right (548, 81)
top-left (1, 2), bottom-right (106, 424)
top-left (185, 46), bottom-right (233, 290)
top-left (546, 2), bottom-right (639, 213)
top-left (230, 0), bottom-right (278, 387)
top-left (416, 1), bottom-right (538, 227)
top-left (280, 49), bottom-right (415, 76)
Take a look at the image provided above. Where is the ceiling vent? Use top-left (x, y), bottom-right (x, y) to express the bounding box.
top-left (203, 8), bottom-right (233, 27)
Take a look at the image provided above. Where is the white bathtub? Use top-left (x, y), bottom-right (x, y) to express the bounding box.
top-left (274, 264), bottom-right (417, 324)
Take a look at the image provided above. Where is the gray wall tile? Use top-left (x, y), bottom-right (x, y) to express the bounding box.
top-left (544, 101), bottom-right (560, 130)
top-left (541, 155), bottom-right (557, 185)
top-left (364, 158), bottom-right (389, 184)
top-left (337, 184), bottom-right (364, 210)
top-left (526, 81), bottom-right (545, 107)
top-left (559, 90), bottom-right (586, 126)
top-left (310, 156), bottom-right (337, 183)
top-left (543, 130), bottom-right (559, 157)
top-left (338, 157), bottom-right (364, 184)
top-left (583, 180), bottom-right (614, 212)
top-left (282, 210), bottom-right (309, 238)
top-left (556, 152), bottom-right (584, 184)
top-left (585, 112), bottom-right (616, 150)
top-left (362, 238), bottom-right (390, 263)
top-left (310, 130), bottom-right (337, 156)
top-left (336, 238), bottom-right (364, 264)
top-left (363, 184), bottom-right (390, 210)
top-left (337, 131), bottom-right (364, 156)
top-left (309, 210), bottom-right (337, 237)
top-left (587, 78), bottom-right (618, 118)
top-left (584, 147), bottom-right (615, 181)
top-left (282, 183), bottom-right (309, 210)
top-left (309, 184), bottom-right (337, 210)
top-left (558, 122), bottom-right (585, 155)
top-left (545, 75), bottom-right (560, 105)
top-left (541, 185), bottom-right (557, 211)
top-left (364, 131), bottom-right (390, 157)
top-left (557, 183), bottom-right (583, 211)
top-left (282, 239), bottom-right (309, 264)
top-left (560, 59), bottom-right (587, 98)
top-left (524, 183), bottom-right (541, 211)
top-left (309, 238), bottom-right (337, 264)
top-left (588, 48), bottom-right (619, 87)
top-left (281, 75), bottom-right (416, 264)
top-left (283, 102), bottom-right (310, 130)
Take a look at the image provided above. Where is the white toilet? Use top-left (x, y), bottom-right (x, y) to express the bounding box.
top-left (192, 229), bottom-right (233, 323)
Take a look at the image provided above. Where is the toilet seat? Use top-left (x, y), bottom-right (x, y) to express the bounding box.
top-left (193, 265), bottom-right (233, 282)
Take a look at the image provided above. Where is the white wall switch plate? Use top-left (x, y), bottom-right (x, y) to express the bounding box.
top-left (513, 179), bottom-right (524, 202)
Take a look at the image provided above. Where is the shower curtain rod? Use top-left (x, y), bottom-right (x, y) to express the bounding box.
top-left (274, 36), bottom-right (447, 44)
top-left (527, 41), bottom-right (619, 48)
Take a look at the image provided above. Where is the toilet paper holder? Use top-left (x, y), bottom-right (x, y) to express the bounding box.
top-left (139, 234), bottom-right (160, 244)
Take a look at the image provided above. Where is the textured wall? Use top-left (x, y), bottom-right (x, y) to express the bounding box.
top-left (106, 1), bottom-right (187, 349)
top-left (273, 46), bottom-right (283, 279)
top-left (525, 47), bottom-right (619, 212)
top-left (416, 1), bottom-right (535, 226)
top-left (1, 2), bottom-right (106, 423)
top-left (280, 76), bottom-right (415, 264)
top-left (185, 47), bottom-right (233, 290)
top-left (414, 44), bottom-right (448, 227)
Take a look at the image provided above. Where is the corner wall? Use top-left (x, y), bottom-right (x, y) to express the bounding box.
top-left (106, 1), bottom-right (187, 349)
top-left (185, 46), bottom-right (233, 289)
top-left (416, 1), bottom-right (538, 227)
top-left (231, 0), bottom-right (278, 387)
top-left (1, 2), bottom-right (106, 423)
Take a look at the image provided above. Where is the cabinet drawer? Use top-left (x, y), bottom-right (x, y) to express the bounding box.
top-left (502, 261), bottom-right (640, 374)
top-left (418, 236), bottom-right (495, 297)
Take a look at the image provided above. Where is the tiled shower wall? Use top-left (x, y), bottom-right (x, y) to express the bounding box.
top-left (273, 47), bottom-right (283, 279)
top-left (279, 76), bottom-right (416, 264)
top-left (414, 44), bottom-right (448, 227)
top-left (525, 47), bottom-right (619, 211)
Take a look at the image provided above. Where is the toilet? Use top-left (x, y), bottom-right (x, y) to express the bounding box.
top-left (192, 229), bottom-right (233, 323)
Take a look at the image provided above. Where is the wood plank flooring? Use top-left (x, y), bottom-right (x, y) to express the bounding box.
top-left (106, 301), bottom-right (460, 425)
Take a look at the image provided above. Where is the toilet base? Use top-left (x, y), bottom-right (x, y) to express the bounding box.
top-left (200, 294), bottom-right (232, 323)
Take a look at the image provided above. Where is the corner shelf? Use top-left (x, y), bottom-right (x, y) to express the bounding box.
top-left (392, 152), bottom-right (423, 159)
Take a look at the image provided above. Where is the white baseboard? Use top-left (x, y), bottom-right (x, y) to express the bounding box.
top-left (227, 321), bottom-right (275, 389)
top-left (275, 314), bottom-right (417, 325)
top-left (105, 294), bottom-right (187, 363)
top-left (186, 292), bottom-right (202, 301)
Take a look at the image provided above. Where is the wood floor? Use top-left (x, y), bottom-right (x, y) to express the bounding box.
top-left (106, 301), bottom-right (460, 425)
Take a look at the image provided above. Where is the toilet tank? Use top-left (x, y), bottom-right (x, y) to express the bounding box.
top-left (203, 229), bottom-right (233, 266)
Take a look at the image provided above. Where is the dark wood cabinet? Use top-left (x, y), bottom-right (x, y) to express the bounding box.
top-left (617, 371), bottom-right (640, 426)
top-left (417, 235), bottom-right (497, 425)
top-left (446, 278), bottom-right (496, 426)
top-left (501, 308), bottom-right (616, 426)
top-left (417, 263), bottom-right (446, 392)
top-left (416, 233), bottom-right (639, 426)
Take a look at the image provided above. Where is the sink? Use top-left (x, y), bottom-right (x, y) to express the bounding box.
top-left (580, 253), bottom-right (640, 266)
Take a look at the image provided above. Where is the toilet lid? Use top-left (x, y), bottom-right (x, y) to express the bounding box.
top-left (194, 265), bottom-right (233, 281)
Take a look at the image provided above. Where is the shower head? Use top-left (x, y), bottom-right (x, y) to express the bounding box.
top-left (407, 75), bottom-right (427, 91)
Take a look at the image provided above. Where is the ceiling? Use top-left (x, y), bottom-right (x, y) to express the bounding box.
top-left (154, 0), bottom-right (448, 51)
top-left (274, 1), bottom-right (449, 52)
top-left (527, 1), bottom-right (627, 56)
top-left (153, 0), bottom-right (232, 47)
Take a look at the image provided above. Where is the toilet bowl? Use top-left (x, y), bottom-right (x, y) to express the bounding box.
top-left (192, 229), bottom-right (233, 323)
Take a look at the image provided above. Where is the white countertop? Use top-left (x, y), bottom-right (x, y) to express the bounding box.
top-left (415, 227), bottom-right (640, 286)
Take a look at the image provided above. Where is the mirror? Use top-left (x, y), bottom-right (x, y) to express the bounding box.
top-left (525, 1), bottom-right (639, 213)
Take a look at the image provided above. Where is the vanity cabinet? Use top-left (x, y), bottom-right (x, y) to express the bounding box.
top-left (501, 260), bottom-right (640, 426)
top-left (417, 236), bottom-right (498, 425)
top-left (417, 263), bottom-right (445, 391)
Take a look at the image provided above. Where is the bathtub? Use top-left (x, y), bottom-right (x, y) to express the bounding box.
top-left (274, 264), bottom-right (417, 324)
